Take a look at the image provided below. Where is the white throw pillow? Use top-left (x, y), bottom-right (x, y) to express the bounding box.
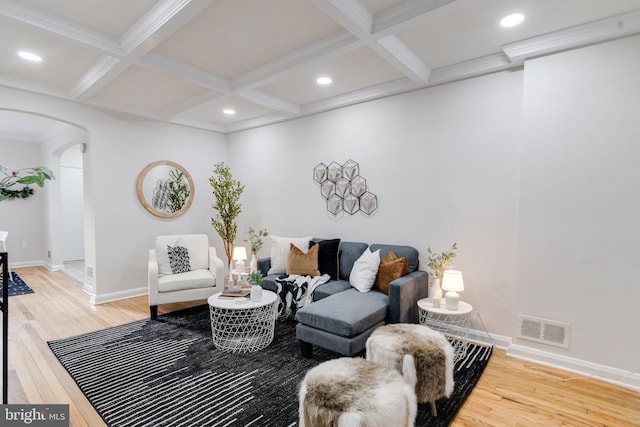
top-left (268, 235), bottom-right (312, 275)
top-left (349, 247), bottom-right (381, 292)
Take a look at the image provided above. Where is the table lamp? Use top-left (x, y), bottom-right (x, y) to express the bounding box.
top-left (441, 269), bottom-right (464, 310)
top-left (232, 246), bottom-right (247, 276)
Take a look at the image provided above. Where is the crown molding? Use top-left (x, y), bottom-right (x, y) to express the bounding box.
top-left (428, 53), bottom-right (513, 86)
top-left (301, 77), bottom-right (417, 116)
top-left (84, 97), bottom-right (163, 122)
top-left (0, 73), bottom-right (69, 99)
top-left (224, 112), bottom-right (295, 134)
top-left (0, 0), bottom-right (122, 55)
top-left (168, 117), bottom-right (225, 134)
top-left (503, 10), bottom-right (640, 61)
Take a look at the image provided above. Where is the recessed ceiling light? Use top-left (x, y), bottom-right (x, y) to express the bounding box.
top-left (500, 13), bottom-right (524, 28)
top-left (18, 51), bottom-right (42, 62)
top-left (223, 109), bottom-right (235, 115)
top-left (316, 77), bottom-right (332, 85)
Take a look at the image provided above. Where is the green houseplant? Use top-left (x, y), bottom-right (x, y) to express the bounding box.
top-left (247, 271), bottom-right (264, 301)
top-left (247, 271), bottom-right (263, 286)
top-left (244, 227), bottom-right (268, 271)
top-left (426, 242), bottom-right (458, 299)
top-left (209, 162), bottom-right (245, 264)
top-left (0, 165), bottom-right (55, 202)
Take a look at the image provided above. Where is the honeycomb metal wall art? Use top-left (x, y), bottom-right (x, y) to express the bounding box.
top-left (313, 160), bottom-right (378, 216)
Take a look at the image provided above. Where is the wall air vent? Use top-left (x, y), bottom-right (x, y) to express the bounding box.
top-left (518, 315), bottom-right (570, 349)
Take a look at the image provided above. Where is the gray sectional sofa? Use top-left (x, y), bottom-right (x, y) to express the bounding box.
top-left (258, 239), bottom-right (429, 357)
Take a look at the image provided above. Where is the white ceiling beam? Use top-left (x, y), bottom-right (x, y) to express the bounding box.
top-left (120, 0), bottom-right (214, 54)
top-left (311, 0), bottom-right (431, 84)
top-left (503, 10), bottom-right (640, 61)
top-left (372, 0), bottom-right (456, 37)
top-left (310, 0), bottom-right (373, 40)
top-left (139, 53), bottom-right (231, 93)
top-left (69, 55), bottom-right (122, 100)
top-left (72, 0), bottom-right (214, 101)
top-left (238, 91), bottom-right (301, 116)
top-left (0, 0), bottom-right (122, 55)
top-left (160, 91), bottom-right (223, 119)
top-left (232, 31), bottom-right (360, 90)
top-left (375, 36), bottom-right (430, 84)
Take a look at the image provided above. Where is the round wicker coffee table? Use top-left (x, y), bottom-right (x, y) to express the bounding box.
top-left (207, 290), bottom-right (277, 353)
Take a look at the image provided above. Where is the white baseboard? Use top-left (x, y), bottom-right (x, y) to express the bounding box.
top-left (507, 343), bottom-right (639, 392)
top-left (92, 287), bottom-right (147, 305)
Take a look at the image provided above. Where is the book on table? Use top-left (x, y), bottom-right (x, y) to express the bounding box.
top-left (220, 289), bottom-right (250, 298)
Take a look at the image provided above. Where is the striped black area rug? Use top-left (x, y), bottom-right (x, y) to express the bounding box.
top-left (1, 273), bottom-right (35, 296)
top-left (48, 305), bottom-right (491, 427)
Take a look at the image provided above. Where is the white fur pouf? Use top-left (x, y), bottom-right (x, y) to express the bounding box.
top-left (366, 324), bottom-right (454, 415)
top-left (299, 357), bottom-right (417, 427)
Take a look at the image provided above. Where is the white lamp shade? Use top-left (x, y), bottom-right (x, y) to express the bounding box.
top-left (232, 246), bottom-right (247, 261)
top-left (441, 270), bottom-right (464, 292)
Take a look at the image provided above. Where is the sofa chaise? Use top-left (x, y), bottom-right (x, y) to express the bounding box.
top-left (258, 239), bottom-right (429, 356)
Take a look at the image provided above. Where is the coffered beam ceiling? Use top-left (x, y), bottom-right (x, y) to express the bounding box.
top-left (1, 0), bottom-right (639, 134)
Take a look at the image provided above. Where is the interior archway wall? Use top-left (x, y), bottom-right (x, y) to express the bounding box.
top-left (0, 108), bottom-right (94, 295)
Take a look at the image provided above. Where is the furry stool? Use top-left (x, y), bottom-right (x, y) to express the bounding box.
top-left (299, 357), bottom-right (417, 427)
top-left (366, 324), bottom-right (454, 416)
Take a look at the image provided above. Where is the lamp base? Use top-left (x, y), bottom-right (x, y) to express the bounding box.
top-left (445, 291), bottom-right (460, 310)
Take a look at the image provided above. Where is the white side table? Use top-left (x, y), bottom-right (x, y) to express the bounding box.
top-left (417, 299), bottom-right (473, 363)
top-left (208, 290), bottom-right (277, 353)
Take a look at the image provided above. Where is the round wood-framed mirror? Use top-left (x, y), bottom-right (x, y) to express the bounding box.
top-left (136, 160), bottom-right (195, 218)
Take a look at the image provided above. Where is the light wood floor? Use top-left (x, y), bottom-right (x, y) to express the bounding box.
top-left (5, 266), bottom-right (640, 426)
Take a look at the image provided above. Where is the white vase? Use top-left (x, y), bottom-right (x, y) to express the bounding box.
top-left (250, 253), bottom-right (257, 272)
top-left (429, 277), bottom-right (443, 300)
top-left (250, 285), bottom-right (263, 302)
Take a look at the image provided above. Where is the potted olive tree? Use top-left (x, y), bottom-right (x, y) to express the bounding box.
top-left (209, 162), bottom-right (245, 265)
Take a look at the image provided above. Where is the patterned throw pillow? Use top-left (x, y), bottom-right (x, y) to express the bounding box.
top-left (167, 245), bottom-right (191, 274)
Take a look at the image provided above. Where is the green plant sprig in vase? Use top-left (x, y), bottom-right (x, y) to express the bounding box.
top-left (426, 242), bottom-right (458, 299)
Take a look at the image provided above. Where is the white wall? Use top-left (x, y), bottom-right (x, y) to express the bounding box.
top-left (516, 35), bottom-right (640, 371)
top-left (229, 70), bottom-right (523, 340)
top-left (0, 138), bottom-right (46, 266)
top-left (0, 90), bottom-right (228, 302)
top-left (228, 36), bottom-right (640, 378)
top-left (60, 145), bottom-right (84, 261)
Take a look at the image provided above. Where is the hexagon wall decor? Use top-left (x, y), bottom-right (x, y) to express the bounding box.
top-left (313, 159), bottom-right (378, 216)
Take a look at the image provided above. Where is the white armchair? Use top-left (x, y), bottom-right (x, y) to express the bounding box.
top-left (148, 234), bottom-right (225, 319)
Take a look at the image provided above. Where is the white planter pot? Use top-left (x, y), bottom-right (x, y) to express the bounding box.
top-left (250, 285), bottom-right (263, 302)
top-left (429, 277), bottom-right (443, 300)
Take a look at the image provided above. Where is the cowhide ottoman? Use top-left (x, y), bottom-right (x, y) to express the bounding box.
top-left (366, 323), bottom-right (454, 416)
top-left (299, 357), bottom-right (417, 427)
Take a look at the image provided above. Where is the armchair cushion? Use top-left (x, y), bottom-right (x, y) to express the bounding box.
top-left (158, 269), bottom-right (215, 292)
